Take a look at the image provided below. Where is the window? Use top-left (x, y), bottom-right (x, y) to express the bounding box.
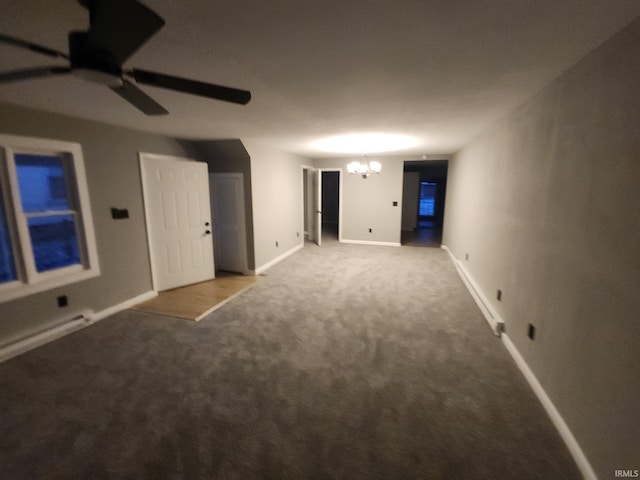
top-left (419, 182), bottom-right (436, 217)
top-left (0, 135), bottom-right (99, 302)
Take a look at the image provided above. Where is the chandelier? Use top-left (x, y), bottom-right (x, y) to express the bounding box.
top-left (346, 160), bottom-right (382, 179)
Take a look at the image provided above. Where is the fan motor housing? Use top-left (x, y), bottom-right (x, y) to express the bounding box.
top-left (68, 30), bottom-right (122, 85)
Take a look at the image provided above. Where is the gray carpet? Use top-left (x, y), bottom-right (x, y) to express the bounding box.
top-left (0, 240), bottom-right (581, 479)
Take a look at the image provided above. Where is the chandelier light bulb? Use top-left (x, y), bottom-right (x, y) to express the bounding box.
top-left (347, 160), bottom-right (382, 179)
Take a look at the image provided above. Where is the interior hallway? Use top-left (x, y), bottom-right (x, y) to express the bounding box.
top-left (0, 241), bottom-right (580, 479)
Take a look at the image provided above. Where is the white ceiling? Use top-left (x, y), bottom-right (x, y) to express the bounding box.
top-left (0, 0), bottom-right (639, 157)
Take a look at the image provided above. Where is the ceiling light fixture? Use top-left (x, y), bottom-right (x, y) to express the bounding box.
top-left (347, 157), bottom-right (381, 179)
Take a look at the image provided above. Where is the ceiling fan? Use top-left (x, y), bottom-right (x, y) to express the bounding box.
top-left (0, 0), bottom-right (251, 115)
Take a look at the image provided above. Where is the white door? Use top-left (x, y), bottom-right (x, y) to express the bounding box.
top-left (209, 173), bottom-right (248, 274)
top-left (140, 153), bottom-right (215, 291)
top-left (314, 168), bottom-right (322, 246)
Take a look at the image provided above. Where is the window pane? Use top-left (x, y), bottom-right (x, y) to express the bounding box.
top-left (419, 182), bottom-right (436, 217)
top-left (15, 154), bottom-right (71, 212)
top-left (0, 189), bottom-right (17, 283)
top-left (28, 215), bottom-right (80, 272)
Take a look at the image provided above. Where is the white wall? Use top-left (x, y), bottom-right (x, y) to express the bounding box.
top-left (442, 17), bottom-right (640, 479)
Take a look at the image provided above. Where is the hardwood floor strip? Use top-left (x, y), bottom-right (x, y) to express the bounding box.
top-left (131, 274), bottom-right (258, 321)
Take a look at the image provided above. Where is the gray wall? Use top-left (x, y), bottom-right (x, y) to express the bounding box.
top-left (315, 156), bottom-right (450, 244)
top-left (0, 101), bottom-right (197, 346)
top-left (401, 172), bottom-right (420, 231)
top-left (243, 140), bottom-right (309, 270)
top-left (192, 139), bottom-right (256, 271)
top-left (442, 18), bottom-right (640, 478)
top-left (313, 156), bottom-right (403, 244)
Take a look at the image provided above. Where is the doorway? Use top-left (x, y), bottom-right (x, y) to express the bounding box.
top-left (401, 160), bottom-right (448, 247)
top-left (209, 173), bottom-right (249, 275)
top-left (302, 167), bottom-right (342, 246)
top-left (321, 171), bottom-right (340, 242)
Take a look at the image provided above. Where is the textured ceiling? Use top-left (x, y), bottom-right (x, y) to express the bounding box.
top-left (0, 0), bottom-right (639, 157)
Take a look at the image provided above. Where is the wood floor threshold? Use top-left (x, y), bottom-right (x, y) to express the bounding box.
top-left (131, 274), bottom-right (258, 321)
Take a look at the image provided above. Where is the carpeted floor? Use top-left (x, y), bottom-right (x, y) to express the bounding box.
top-left (0, 240), bottom-right (581, 479)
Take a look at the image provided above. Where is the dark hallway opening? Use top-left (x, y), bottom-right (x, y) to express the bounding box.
top-left (321, 171), bottom-right (340, 242)
top-left (401, 160), bottom-right (448, 247)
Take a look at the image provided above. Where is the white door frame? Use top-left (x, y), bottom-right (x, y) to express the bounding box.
top-left (301, 166), bottom-right (343, 246)
top-left (301, 165), bottom-right (315, 243)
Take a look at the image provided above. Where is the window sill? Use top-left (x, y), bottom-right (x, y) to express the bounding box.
top-left (0, 267), bottom-right (100, 304)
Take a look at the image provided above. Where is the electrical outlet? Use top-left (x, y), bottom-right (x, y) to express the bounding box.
top-left (368, 228), bottom-right (372, 233)
top-left (528, 324), bottom-right (536, 340)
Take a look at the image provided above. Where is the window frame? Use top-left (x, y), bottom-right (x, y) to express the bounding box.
top-left (0, 135), bottom-right (100, 303)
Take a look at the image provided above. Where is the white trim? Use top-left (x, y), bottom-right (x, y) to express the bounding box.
top-left (0, 135), bottom-right (101, 303)
top-left (0, 290), bottom-right (157, 363)
top-left (91, 290), bottom-right (157, 322)
top-left (301, 165), bottom-right (315, 244)
top-left (0, 269), bottom-right (100, 303)
top-left (502, 334), bottom-right (598, 480)
top-left (442, 244), bottom-right (597, 480)
top-left (341, 239), bottom-right (401, 247)
top-left (255, 243), bottom-right (303, 275)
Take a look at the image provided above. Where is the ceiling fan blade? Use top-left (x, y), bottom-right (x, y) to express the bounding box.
top-left (0, 66), bottom-right (71, 84)
top-left (110, 78), bottom-right (168, 115)
top-left (130, 69), bottom-right (251, 105)
top-left (81, 0), bottom-right (165, 65)
top-left (0, 33), bottom-right (69, 59)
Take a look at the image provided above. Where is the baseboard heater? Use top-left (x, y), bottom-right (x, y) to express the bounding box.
top-left (0, 311), bottom-right (94, 364)
top-left (441, 245), bottom-right (505, 337)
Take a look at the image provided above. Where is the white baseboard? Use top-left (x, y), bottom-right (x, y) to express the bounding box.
top-left (0, 290), bottom-right (157, 363)
top-left (502, 334), bottom-right (597, 480)
top-left (255, 243), bottom-right (303, 275)
top-left (91, 290), bottom-right (157, 322)
top-left (341, 239), bottom-right (401, 247)
top-left (441, 244), bottom-right (597, 480)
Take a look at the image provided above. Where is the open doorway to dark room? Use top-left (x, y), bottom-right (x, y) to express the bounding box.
top-left (321, 171), bottom-right (340, 241)
top-left (401, 160), bottom-right (448, 247)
